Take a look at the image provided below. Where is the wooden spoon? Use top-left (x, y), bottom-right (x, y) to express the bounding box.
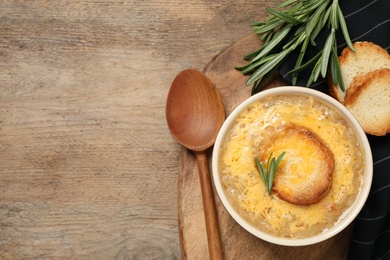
top-left (166, 69), bottom-right (225, 260)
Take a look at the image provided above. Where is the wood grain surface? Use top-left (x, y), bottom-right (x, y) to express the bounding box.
top-left (178, 35), bottom-right (354, 259)
top-left (1, 0), bottom-right (285, 258)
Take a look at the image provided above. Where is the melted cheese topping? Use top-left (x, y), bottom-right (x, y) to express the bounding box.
top-left (219, 94), bottom-right (364, 238)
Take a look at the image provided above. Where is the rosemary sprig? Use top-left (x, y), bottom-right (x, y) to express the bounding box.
top-left (237, 0), bottom-right (354, 94)
top-left (255, 151), bottom-right (286, 194)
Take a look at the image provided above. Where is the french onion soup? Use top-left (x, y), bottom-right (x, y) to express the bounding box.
top-left (218, 93), bottom-right (365, 238)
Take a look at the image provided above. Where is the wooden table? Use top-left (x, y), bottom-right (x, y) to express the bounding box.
top-left (1, 0), bottom-right (285, 258)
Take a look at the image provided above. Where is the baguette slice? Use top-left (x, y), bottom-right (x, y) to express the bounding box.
top-left (329, 42), bottom-right (390, 102)
top-left (344, 68), bottom-right (390, 136)
top-left (260, 125), bottom-right (335, 206)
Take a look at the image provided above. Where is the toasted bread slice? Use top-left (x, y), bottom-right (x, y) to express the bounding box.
top-left (344, 68), bottom-right (390, 136)
top-left (260, 125), bottom-right (335, 206)
top-left (329, 42), bottom-right (390, 102)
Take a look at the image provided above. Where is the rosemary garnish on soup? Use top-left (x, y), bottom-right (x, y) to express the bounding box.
top-left (255, 151), bottom-right (286, 194)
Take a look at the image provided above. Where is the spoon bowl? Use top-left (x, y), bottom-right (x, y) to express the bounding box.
top-left (166, 69), bottom-right (225, 151)
top-left (166, 69), bottom-right (225, 259)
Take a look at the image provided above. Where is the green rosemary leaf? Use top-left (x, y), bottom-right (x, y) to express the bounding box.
top-left (303, 0), bottom-right (328, 13)
top-left (251, 79), bottom-right (261, 95)
top-left (275, 151), bottom-right (286, 168)
top-left (320, 29), bottom-right (335, 78)
top-left (310, 12), bottom-right (325, 43)
top-left (283, 30), bottom-right (306, 50)
top-left (306, 70), bottom-right (315, 87)
top-left (292, 36), bottom-right (310, 85)
top-left (312, 58), bottom-right (322, 82)
top-left (287, 1), bottom-right (304, 17)
top-left (322, 5), bottom-right (331, 27)
top-left (267, 152), bottom-right (273, 174)
top-left (235, 64), bottom-right (248, 71)
top-left (330, 47), bottom-right (338, 84)
top-left (288, 50), bottom-right (322, 74)
top-left (242, 48), bottom-right (262, 61)
top-left (250, 21), bottom-right (267, 26)
top-left (308, 4), bottom-right (330, 46)
top-left (294, 24), bottom-right (306, 36)
top-left (306, 57), bottom-right (322, 87)
top-left (255, 157), bottom-right (267, 184)
top-left (255, 151), bottom-right (286, 195)
top-left (262, 31), bottom-right (274, 44)
top-left (251, 69), bottom-right (276, 94)
top-left (278, 0), bottom-right (299, 8)
top-left (266, 8), bottom-right (304, 25)
top-left (267, 158), bottom-right (276, 192)
top-left (330, 46), bottom-right (345, 91)
top-left (337, 5), bottom-right (355, 52)
top-left (291, 74), bottom-right (298, 86)
top-left (241, 54), bottom-right (277, 74)
top-left (253, 19), bottom-right (284, 34)
top-left (305, 1), bottom-right (328, 37)
top-left (250, 25), bottom-right (293, 64)
top-left (246, 48), bottom-right (291, 86)
top-left (330, 1), bottom-right (339, 29)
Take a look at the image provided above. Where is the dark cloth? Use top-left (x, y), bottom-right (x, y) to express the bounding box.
top-left (278, 1), bottom-right (390, 259)
top-left (351, 134), bottom-right (390, 260)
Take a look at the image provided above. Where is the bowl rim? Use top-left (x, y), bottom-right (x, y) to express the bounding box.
top-left (212, 86), bottom-right (373, 246)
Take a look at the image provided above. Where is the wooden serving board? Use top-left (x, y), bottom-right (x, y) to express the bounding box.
top-left (178, 34), bottom-right (353, 259)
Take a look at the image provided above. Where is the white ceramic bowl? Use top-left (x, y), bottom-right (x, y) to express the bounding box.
top-left (212, 86), bottom-right (373, 246)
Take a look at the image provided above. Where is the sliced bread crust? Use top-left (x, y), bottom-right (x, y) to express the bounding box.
top-left (345, 68), bottom-right (390, 136)
top-left (329, 41), bottom-right (390, 103)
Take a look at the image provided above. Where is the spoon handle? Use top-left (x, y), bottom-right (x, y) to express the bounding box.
top-left (195, 151), bottom-right (224, 260)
